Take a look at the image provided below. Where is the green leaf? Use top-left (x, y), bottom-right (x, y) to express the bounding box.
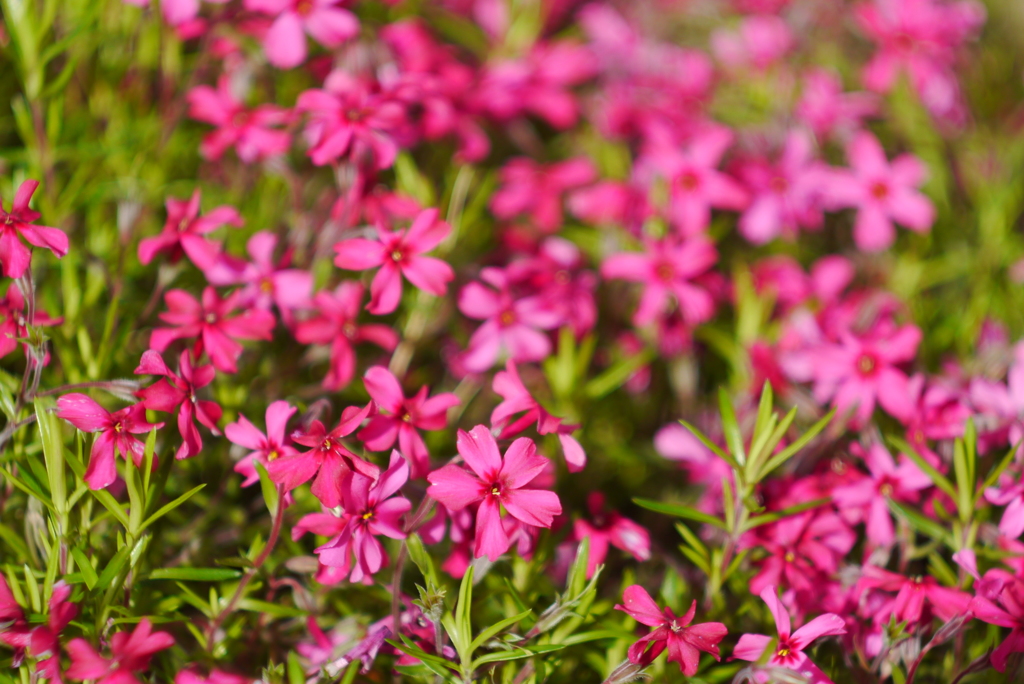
top-left (34, 399), bottom-right (66, 518)
top-left (255, 462), bottom-right (279, 518)
top-left (139, 484), bottom-right (205, 531)
top-left (147, 567), bottom-right (242, 582)
top-left (565, 536), bottom-right (590, 598)
top-left (88, 487), bottom-right (131, 530)
top-left (454, 564), bottom-right (474, 657)
top-left (718, 387), bottom-right (746, 466)
top-left (888, 500), bottom-right (952, 545)
top-left (471, 644), bottom-right (565, 670)
top-left (388, 637), bottom-right (459, 676)
top-left (982, 441), bottom-right (1020, 493)
top-left (583, 348), bottom-right (655, 399)
top-left (94, 545), bottom-right (131, 591)
top-left (677, 420), bottom-right (740, 470)
top-left (70, 548), bottom-right (97, 590)
top-left (406, 533), bottom-right (438, 589)
top-left (889, 436), bottom-right (958, 502)
top-left (633, 498), bottom-right (727, 530)
top-left (469, 609), bottom-right (532, 654)
top-left (756, 408), bottom-right (835, 481)
top-left (237, 599), bottom-right (305, 618)
top-left (287, 650), bottom-right (304, 684)
top-left (744, 498), bottom-right (831, 531)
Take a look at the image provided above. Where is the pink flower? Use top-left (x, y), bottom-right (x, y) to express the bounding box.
top-left (0, 179), bottom-right (68, 278)
top-left (292, 282), bottom-right (399, 390)
top-left (825, 132), bottom-right (935, 251)
top-left (601, 236), bottom-right (717, 328)
top-left (490, 158), bottom-right (596, 233)
top-left (736, 131), bottom-right (829, 244)
top-left (427, 426), bottom-right (561, 561)
top-left (205, 232), bottom-right (313, 314)
top-left (857, 566), bottom-right (971, 625)
top-left (638, 125), bottom-right (749, 235)
top-left (457, 268), bottom-right (562, 372)
top-left (25, 581), bottom-right (78, 682)
top-left (747, 510), bottom-right (856, 598)
top-left (135, 350), bottom-right (223, 460)
top-left (357, 366), bottom-right (459, 478)
top-left (66, 618), bottom-right (174, 684)
top-left (733, 586), bottom-right (846, 684)
top-left (245, 0), bottom-right (359, 69)
top-left (149, 287), bottom-right (276, 374)
top-left (187, 78), bottom-right (292, 162)
top-left (711, 15), bottom-right (793, 71)
top-left (0, 283), bottom-right (59, 359)
top-left (56, 395), bottom-right (164, 490)
top-left (176, 669), bottom-right (253, 684)
top-left (970, 576), bottom-right (1024, 672)
top-left (985, 475), bottom-right (1024, 540)
top-left (296, 71), bottom-right (403, 168)
top-left (315, 451), bottom-right (412, 582)
top-left (575, 493), bottom-right (650, 578)
top-left (615, 585), bottom-right (727, 676)
top-left (490, 360), bottom-right (586, 471)
top-left (796, 69), bottom-right (878, 139)
top-left (226, 400), bottom-right (299, 486)
top-left (268, 403), bottom-right (378, 508)
top-left (832, 443), bottom-right (931, 547)
top-left (333, 208), bottom-right (454, 315)
top-left (137, 190), bottom-right (243, 269)
top-left (810, 324), bottom-right (921, 426)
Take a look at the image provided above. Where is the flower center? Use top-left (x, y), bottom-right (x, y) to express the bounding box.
top-left (856, 353), bottom-right (876, 375)
top-left (777, 647), bottom-right (791, 657)
top-left (870, 181), bottom-right (890, 200)
top-left (679, 171), bottom-right (700, 191)
top-left (655, 262), bottom-right (675, 282)
top-left (260, 278), bottom-right (274, 294)
top-left (554, 270), bottom-right (571, 285)
top-left (267, 450), bottom-right (279, 461)
top-left (499, 310), bottom-right (517, 327)
top-left (295, 0), bottom-right (315, 16)
top-left (362, 510), bottom-right (374, 520)
top-left (879, 482), bottom-right (894, 497)
top-left (342, 322), bottom-right (358, 338)
top-left (390, 249), bottom-right (405, 264)
top-left (770, 176), bottom-right (789, 193)
top-left (205, 312), bottom-right (218, 324)
top-left (784, 551), bottom-right (796, 563)
top-left (113, 422), bottom-right (123, 433)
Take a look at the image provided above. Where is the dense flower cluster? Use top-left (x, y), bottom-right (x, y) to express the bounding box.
top-left (2, 0), bottom-right (1024, 682)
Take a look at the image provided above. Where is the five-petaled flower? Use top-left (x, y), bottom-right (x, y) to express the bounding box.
top-left (66, 618), bottom-right (175, 684)
top-left (0, 180), bottom-right (68, 279)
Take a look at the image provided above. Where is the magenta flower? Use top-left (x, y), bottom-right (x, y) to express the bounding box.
top-left (135, 350), bottom-right (223, 460)
top-left (0, 179), bottom-right (68, 279)
top-left (0, 283), bottom-right (59, 359)
top-left (615, 585), bottom-right (727, 676)
top-left (427, 425), bottom-right (561, 561)
top-left (986, 476), bottom-right (1024, 540)
top-left (138, 190), bottom-right (243, 269)
top-left (206, 231), bottom-right (313, 314)
top-left (601, 236), bottom-right (717, 328)
top-left (810, 324), bottom-right (921, 426)
top-left (832, 442), bottom-right (931, 547)
top-left (574, 493), bottom-right (650, 578)
top-left (825, 132), bottom-right (935, 251)
top-left (295, 71), bottom-right (403, 168)
top-left (315, 451), bottom-right (412, 582)
top-left (66, 618), bottom-right (174, 684)
top-left (490, 157), bottom-right (597, 233)
top-left (357, 366), bottom-right (460, 478)
top-left (970, 576), bottom-right (1024, 672)
top-left (187, 78), bottom-right (291, 162)
top-left (268, 403), bottom-right (377, 508)
top-left (25, 581), bottom-right (78, 683)
top-left (245, 0), bottom-right (359, 69)
top-left (857, 565), bottom-right (970, 625)
top-left (226, 400), bottom-right (299, 487)
top-left (736, 131), bottom-right (829, 244)
top-left (796, 69), bottom-right (878, 139)
top-left (733, 586), bottom-right (846, 684)
top-left (292, 282), bottom-right (399, 390)
top-left (748, 510), bottom-right (855, 597)
top-left (490, 360), bottom-right (586, 471)
top-left (333, 208), bottom-right (454, 315)
top-left (149, 287), bottom-right (276, 374)
top-left (639, 125), bottom-right (749, 235)
top-left (457, 268), bottom-right (562, 372)
top-left (56, 395), bottom-right (164, 490)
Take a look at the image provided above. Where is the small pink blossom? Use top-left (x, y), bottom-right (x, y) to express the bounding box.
top-left (575, 493), bottom-right (650, 578)
top-left (490, 157), bottom-right (596, 233)
top-left (615, 585), bottom-right (727, 676)
top-left (857, 565), bottom-right (971, 625)
top-left (187, 78), bottom-right (292, 162)
top-left (226, 400), bottom-right (299, 486)
top-left (711, 15), bottom-right (793, 71)
top-left (457, 268), bottom-right (561, 373)
top-left (135, 350), bottom-right (223, 460)
top-left (0, 180), bottom-right (68, 279)
top-left (205, 231), bottom-right (313, 315)
top-left (733, 586), bottom-right (846, 684)
top-left (138, 190), bottom-right (243, 269)
top-left (56, 395), bottom-right (164, 490)
top-left (333, 208), bottom-right (454, 314)
top-left (825, 132), bottom-right (935, 252)
top-left (797, 69), bottom-right (878, 139)
top-left (66, 618), bottom-right (174, 684)
top-left (314, 451), bottom-right (412, 582)
top-left (357, 366), bottom-right (459, 478)
top-left (0, 283), bottom-right (59, 360)
top-left (268, 403), bottom-right (378, 508)
top-left (292, 282), bottom-right (399, 390)
top-left (149, 287), bottom-right (276, 374)
top-left (427, 426), bottom-right (561, 561)
top-left (245, 0), bottom-right (359, 70)
top-left (601, 236), bottom-right (717, 328)
top-left (970, 575), bottom-right (1024, 672)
